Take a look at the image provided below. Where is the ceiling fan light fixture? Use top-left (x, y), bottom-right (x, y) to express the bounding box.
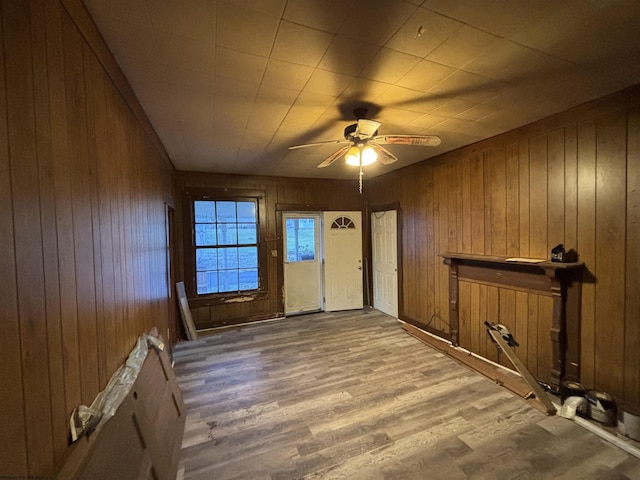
top-left (345, 145), bottom-right (377, 166)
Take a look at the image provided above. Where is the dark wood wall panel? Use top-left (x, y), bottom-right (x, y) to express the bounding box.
top-left (367, 84), bottom-right (640, 406)
top-left (626, 106), bottom-right (640, 402)
top-left (174, 172), bottom-right (363, 329)
top-left (0, 1), bottom-right (174, 476)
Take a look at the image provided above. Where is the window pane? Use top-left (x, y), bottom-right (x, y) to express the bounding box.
top-left (196, 248), bottom-right (218, 271)
top-left (239, 269), bottom-right (258, 290)
top-left (286, 217), bottom-right (316, 262)
top-left (217, 223), bottom-right (237, 245)
top-left (237, 223), bottom-right (257, 244)
top-left (194, 201), bottom-right (215, 223)
top-left (195, 224), bottom-right (216, 246)
top-left (219, 270), bottom-right (239, 292)
top-left (238, 246), bottom-right (258, 268)
top-left (197, 271), bottom-right (218, 294)
top-left (218, 247), bottom-right (238, 269)
top-left (237, 202), bottom-right (256, 222)
top-left (216, 201), bottom-right (237, 223)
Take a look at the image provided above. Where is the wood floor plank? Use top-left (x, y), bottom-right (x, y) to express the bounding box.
top-left (175, 310), bottom-right (640, 480)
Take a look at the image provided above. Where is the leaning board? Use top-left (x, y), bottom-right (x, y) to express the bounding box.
top-left (176, 281), bottom-right (198, 341)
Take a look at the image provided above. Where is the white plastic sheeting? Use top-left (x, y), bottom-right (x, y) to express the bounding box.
top-left (69, 330), bottom-right (165, 441)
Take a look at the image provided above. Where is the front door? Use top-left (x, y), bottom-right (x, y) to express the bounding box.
top-left (371, 210), bottom-right (398, 317)
top-left (283, 213), bottom-right (322, 315)
top-left (323, 211), bottom-right (363, 311)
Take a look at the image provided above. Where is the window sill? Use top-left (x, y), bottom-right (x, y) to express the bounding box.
top-left (188, 290), bottom-right (269, 308)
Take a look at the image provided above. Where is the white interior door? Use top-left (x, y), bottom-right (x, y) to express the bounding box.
top-left (284, 213), bottom-right (322, 315)
top-left (371, 210), bottom-right (398, 317)
top-left (323, 211), bottom-right (363, 311)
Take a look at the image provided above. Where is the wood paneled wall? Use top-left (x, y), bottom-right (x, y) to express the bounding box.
top-left (0, 1), bottom-right (174, 476)
top-left (174, 172), bottom-right (364, 329)
top-left (367, 85), bottom-right (640, 406)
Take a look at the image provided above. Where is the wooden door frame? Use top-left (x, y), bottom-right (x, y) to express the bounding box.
top-left (366, 202), bottom-right (403, 316)
top-left (275, 203), bottom-right (327, 315)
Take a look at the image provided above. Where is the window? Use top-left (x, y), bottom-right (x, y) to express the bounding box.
top-left (185, 189), bottom-right (266, 299)
top-left (285, 217), bottom-right (316, 262)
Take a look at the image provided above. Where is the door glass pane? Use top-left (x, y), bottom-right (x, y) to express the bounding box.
top-left (286, 217), bottom-right (316, 262)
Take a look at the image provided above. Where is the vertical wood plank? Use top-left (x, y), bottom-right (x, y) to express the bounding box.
top-left (594, 112), bottom-right (627, 394)
top-left (461, 157), bottom-right (471, 253)
top-left (505, 143), bottom-right (520, 256)
top-left (514, 291), bottom-right (529, 366)
top-left (478, 283), bottom-right (488, 358)
top-left (577, 120), bottom-right (597, 386)
top-left (436, 165), bottom-right (449, 323)
top-left (83, 43), bottom-right (107, 389)
top-left (469, 281), bottom-right (481, 355)
top-left (424, 166), bottom-right (436, 320)
top-left (417, 166), bottom-right (430, 320)
top-left (458, 279), bottom-right (471, 350)
top-left (3, 1), bottom-right (54, 473)
top-left (527, 293), bottom-right (539, 377)
top-left (485, 285), bottom-right (500, 363)
top-left (564, 125), bottom-right (578, 252)
top-left (529, 135), bottom-right (548, 258)
top-left (518, 139), bottom-right (530, 257)
top-left (62, 12), bottom-right (100, 404)
top-left (470, 153), bottom-right (484, 255)
top-left (489, 148), bottom-right (507, 256)
top-left (547, 128), bottom-right (565, 252)
top-left (483, 152), bottom-right (492, 255)
top-left (0, 2), bottom-right (28, 473)
top-left (625, 106), bottom-right (640, 403)
top-left (448, 163), bottom-right (458, 253)
top-left (44, 0), bottom-right (83, 422)
top-left (455, 161), bottom-right (464, 253)
top-left (30, 0), bottom-right (68, 461)
top-left (403, 174), bottom-right (416, 317)
top-left (498, 288), bottom-right (516, 369)
top-left (90, 50), bottom-right (117, 386)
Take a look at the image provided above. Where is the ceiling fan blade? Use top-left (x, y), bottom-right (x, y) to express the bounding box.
top-left (354, 119), bottom-right (381, 138)
top-left (373, 134), bottom-right (441, 146)
top-left (289, 139), bottom-right (351, 150)
top-left (317, 146), bottom-right (350, 168)
top-left (371, 144), bottom-right (398, 165)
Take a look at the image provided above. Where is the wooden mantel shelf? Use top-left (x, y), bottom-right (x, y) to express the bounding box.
top-left (440, 252), bottom-right (584, 392)
top-left (440, 252), bottom-right (583, 272)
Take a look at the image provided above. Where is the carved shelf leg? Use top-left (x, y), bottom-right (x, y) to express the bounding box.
top-left (449, 262), bottom-right (459, 346)
top-left (549, 277), bottom-right (565, 392)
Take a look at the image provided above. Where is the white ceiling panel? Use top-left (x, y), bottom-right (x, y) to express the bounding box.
top-left (83, 0), bottom-right (640, 179)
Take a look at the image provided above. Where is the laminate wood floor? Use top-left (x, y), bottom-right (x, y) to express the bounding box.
top-left (173, 310), bottom-right (640, 480)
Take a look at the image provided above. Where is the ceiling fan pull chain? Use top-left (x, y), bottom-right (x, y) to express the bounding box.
top-left (359, 165), bottom-right (364, 194)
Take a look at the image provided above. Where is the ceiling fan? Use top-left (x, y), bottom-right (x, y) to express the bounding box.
top-left (288, 108), bottom-right (441, 192)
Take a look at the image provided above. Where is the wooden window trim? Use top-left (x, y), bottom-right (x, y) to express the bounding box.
top-left (183, 188), bottom-right (268, 306)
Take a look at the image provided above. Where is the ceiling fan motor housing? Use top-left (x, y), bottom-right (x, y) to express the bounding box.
top-left (344, 119), bottom-right (380, 140)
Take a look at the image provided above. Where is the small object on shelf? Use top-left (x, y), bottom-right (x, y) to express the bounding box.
top-left (551, 244), bottom-right (578, 263)
top-left (551, 244), bottom-right (566, 262)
